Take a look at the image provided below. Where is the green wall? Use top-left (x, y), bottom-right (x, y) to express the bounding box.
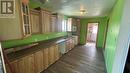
top-left (29, 0), bottom-right (42, 8)
top-left (104, 0), bottom-right (124, 73)
top-left (79, 17), bottom-right (108, 48)
top-left (1, 32), bottom-right (67, 49)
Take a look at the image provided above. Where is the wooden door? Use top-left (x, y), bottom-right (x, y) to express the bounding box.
top-left (43, 48), bottom-right (49, 69)
top-left (34, 50), bottom-right (44, 73)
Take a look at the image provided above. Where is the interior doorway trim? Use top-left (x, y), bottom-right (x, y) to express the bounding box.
top-left (86, 22), bottom-right (99, 48)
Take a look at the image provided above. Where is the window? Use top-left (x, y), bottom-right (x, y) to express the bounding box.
top-left (62, 19), bottom-right (67, 32)
top-left (67, 18), bottom-right (72, 31)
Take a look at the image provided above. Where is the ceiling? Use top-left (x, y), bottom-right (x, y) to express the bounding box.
top-left (34, 0), bottom-right (117, 18)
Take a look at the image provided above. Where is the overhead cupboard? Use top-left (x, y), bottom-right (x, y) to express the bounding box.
top-left (0, 0), bottom-right (31, 41)
top-left (0, 0), bottom-right (65, 41)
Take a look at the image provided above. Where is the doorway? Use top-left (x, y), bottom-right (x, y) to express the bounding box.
top-left (86, 23), bottom-right (98, 46)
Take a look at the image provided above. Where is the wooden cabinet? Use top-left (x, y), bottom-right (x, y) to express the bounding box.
top-left (17, 54), bottom-right (34, 73)
top-left (6, 54), bottom-right (35, 73)
top-left (51, 15), bottom-right (58, 32)
top-left (57, 14), bottom-right (63, 32)
top-left (34, 50), bottom-right (44, 73)
top-left (35, 8), bottom-right (52, 33)
top-left (41, 11), bottom-right (51, 33)
top-left (54, 45), bottom-right (59, 61)
top-left (6, 43), bottom-right (63, 73)
top-left (30, 10), bottom-right (40, 34)
top-left (65, 38), bottom-right (75, 53)
top-left (10, 60), bottom-right (18, 73)
top-left (48, 46), bottom-right (55, 65)
top-left (5, 64), bottom-right (11, 73)
top-left (43, 48), bottom-right (49, 69)
top-left (17, 58), bottom-right (25, 73)
top-left (0, 0), bottom-right (31, 41)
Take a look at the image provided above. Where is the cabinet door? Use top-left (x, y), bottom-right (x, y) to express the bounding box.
top-left (17, 54), bottom-right (34, 73)
top-left (5, 64), bottom-right (11, 73)
top-left (54, 45), bottom-right (59, 61)
top-left (10, 60), bottom-right (18, 73)
top-left (42, 11), bottom-right (51, 33)
top-left (24, 54), bottom-right (35, 73)
top-left (17, 58), bottom-right (26, 73)
top-left (43, 48), bottom-right (49, 69)
top-left (34, 51), bottom-right (44, 73)
top-left (48, 46), bottom-right (55, 65)
top-left (51, 15), bottom-right (57, 32)
top-left (21, 2), bottom-right (31, 36)
top-left (30, 10), bottom-right (40, 34)
top-left (45, 12), bottom-right (51, 33)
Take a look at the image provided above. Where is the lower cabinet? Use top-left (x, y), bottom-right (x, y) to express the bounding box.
top-left (5, 64), bottom-right (12, 73)
top-left (6, 41), bottom-right (75, 73)
top-left (16, 54), bottom-right (34, 73)
top-left (34, 50), bottom-right (44, 73)
top-left (65, 38), bottom-right (75, 53)
top-left (10, 60), bottom-right (18, 73)
top-left (43, 48), bottom-right (49, 69)
top-left (48, 46), bottom-right (55, 65)
top-left (54, 45), bottom-right (59, 61)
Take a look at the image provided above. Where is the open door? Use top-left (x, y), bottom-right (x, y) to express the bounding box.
top-left (86, 23), bottom-right (98, 46)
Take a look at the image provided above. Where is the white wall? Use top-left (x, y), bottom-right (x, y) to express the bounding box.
top-left (112, 0), bottom-right (130, 73)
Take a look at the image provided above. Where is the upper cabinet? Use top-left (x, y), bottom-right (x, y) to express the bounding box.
top-left (0, 0), bottom-right (72, 41)
top-left (42, 10), bottom-right (51, 33)
top-left (30, 10), bottom-right (40, 34)
top-left (21, 2), bottom-right (31, 36)
top-left (0, 0), bottom-right (31, 41)
top-left (35, 8), bottom-right (52, 34)
top-left (51, 14), bottom-right (58, 32)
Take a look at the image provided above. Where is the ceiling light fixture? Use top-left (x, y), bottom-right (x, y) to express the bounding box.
top-left (80, 9), bottom-right (86, 15)
top-left (46, 0), bottom-right (49, 2)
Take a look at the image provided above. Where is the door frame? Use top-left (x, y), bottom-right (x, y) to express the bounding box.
top-left (103, 19), bottom-right (109, 49)
top-left (86, 22), bottom-right (99, 47)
